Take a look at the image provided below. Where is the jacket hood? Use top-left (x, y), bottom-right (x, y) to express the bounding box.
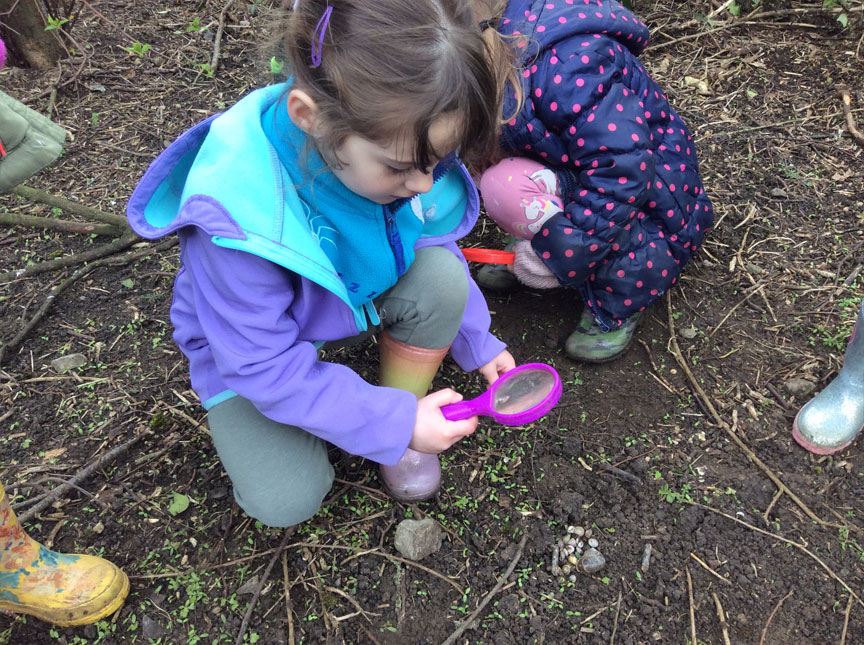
top-left (501, 0), bottom-right (650, 58)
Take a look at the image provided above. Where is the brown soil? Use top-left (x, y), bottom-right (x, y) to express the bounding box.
top-left (1, 2), bottom-right (863, 644)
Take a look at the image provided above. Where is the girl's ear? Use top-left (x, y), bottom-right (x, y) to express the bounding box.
top-left (286, 89), bottom-right (320, 134)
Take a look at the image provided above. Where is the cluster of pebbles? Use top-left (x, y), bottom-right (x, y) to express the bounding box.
top-left (551, 525), bottom-right (607, 582)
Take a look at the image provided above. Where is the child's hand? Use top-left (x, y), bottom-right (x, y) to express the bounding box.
top-left (512, 240), bottom-right (560, 289)
top-left (409, 389), bottom-right (478, 453)
top-left (478, 349), bottom-right (516, 386)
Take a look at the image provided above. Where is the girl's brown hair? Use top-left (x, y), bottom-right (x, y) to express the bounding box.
top-left (280, 0), bottom-right (510, 171)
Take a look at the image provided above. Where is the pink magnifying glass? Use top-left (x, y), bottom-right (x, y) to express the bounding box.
top-left (441, 363), bottom-right (562, 425)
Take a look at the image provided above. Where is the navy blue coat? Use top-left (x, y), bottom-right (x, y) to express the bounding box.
top-left (497, 0), bottom-right (714, 329)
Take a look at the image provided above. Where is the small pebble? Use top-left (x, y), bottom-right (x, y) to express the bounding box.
top-left (573, 526), bottom-right (585, 537)
top-left (588, 538), bottom-right (599, 548)
top-left (562, 564), bottom-right (572, 575)
top-left (557, 539), bottom-right (565, 548)
top-left (577, 540), bottom-right (584, 550)
top-left (567, 538), bottom-right (577, 547)
top-left (552, 546), bottom-right (560, 567)
top-left (568, 574), bottom-right (577, 583)
top-left (567, 555), bottom-right (579, 566)
top-left (551, 565), bottom-right (562, 576)
top-left (579, 547), bottom-right (606, 574)
top-left (584, 529), bottom-right (593, 538)
top-left (565, 545), bottom-right (575, 555)
top-left (567, 525), bottom-right (577, 534)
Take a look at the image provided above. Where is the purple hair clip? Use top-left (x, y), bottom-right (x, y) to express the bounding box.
top-left (310, 5), bottom-right (333, 68)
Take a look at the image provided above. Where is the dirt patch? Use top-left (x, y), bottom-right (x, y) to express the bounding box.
top-left (1, 2), bottom-right (863, 644)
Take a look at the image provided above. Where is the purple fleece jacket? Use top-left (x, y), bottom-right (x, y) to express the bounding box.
top-left (128, 93), bottom-right (506, 466)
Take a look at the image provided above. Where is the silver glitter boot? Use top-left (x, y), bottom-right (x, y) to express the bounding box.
top-left (792, 299), bottom-right (864, 454)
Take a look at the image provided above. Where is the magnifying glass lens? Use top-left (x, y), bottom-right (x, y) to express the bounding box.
top-left (492, 369), bottom-right (557, 415)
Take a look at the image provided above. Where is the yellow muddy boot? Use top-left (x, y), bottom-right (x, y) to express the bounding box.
top-left (0, 484), bottom-right (129, 626)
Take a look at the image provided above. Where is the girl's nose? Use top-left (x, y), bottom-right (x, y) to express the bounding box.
top-left (405, 168), bottom-right (434, 194)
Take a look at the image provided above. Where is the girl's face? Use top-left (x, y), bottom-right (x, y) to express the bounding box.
top-left (331, 113), bottom-right (462, 204)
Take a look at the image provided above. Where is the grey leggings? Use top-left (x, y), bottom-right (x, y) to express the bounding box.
top-left (207, 246), bottom-right (469, 527)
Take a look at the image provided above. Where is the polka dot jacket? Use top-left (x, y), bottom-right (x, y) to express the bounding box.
top-left (497, 0), bottom-right (714, 330)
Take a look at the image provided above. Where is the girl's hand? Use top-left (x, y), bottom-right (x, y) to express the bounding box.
top-left (409, 389), bottom-right (478, 454)
top-left (478, 349), bottom-right (516, 386)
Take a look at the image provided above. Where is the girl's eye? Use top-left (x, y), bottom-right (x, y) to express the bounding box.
top-left (388, 166), bottom-right (413, 175)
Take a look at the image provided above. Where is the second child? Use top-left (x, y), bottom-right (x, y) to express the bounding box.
top-left (476, 0), bottom-right (715, 362)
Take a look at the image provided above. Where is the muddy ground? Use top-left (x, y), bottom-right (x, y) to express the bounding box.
top-left (1, 1), bottom-right (863, 643)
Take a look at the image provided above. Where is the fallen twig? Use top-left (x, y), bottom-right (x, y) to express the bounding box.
top-left (10, 185), bottom-right (130, 230)
top-left (0, 212), bottom-right (122, 237)
top-left (441, 534), bottom-right (527, 645)
top-left (235, 528), bottom-right (294, 645)
top-left (689, 552), bottom-right (732, 585)
top-left (759, 590), bottom-right (793, 645)
top-left (210, 0), bottom-right (237, 73)
top-left (0, 237), bottom-right (175, 364)
top-left (597, 460), bottom-right (641, 485)
top-left (16, 432), bottom-right (149, 524)
top-left (281, 552), bottom-right (295, 645)
top-left (840, 593), bottom-right (854, 645)
top-left (666, 292), bottom-right (832, 528)
top-left (684, 501), bottom-right (864, 611)
top-left (837, 85), bottom-right (864, 147)
top-left (0, 231), bottom-right (139, 283)
top-left (686, 567), bottom-right (697, 645)
top-left (609, 587), bottom-right (623, 645)
top-left (132, 540), bottom-right (465, 594)
top-left (712, 592), bottom-right (732, 645)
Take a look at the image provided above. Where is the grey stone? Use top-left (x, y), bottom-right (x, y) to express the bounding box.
top-left (142, 614), bottom-right (168, 640)
top-left (784, 377), bottom-right (816, 398)
top-left (393, 517), bottom-right (444, 561)
top-left (50, 353), bottom-right (87, 373)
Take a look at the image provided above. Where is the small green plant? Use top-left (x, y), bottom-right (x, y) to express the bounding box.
top-left (122, 41), bottom-right (152, 57)
top-left (197, 62), bottom-right (215, 78)
top-left (270, 57), bottom-right (285, 75)
top-left (44, 15), bottom-right (70, 31)
top-left (186, 17), bottom-right (204, 32)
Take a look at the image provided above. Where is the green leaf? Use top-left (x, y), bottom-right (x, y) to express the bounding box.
top-left (837, 13), bottom-right (849, 28)
top-left (728, 2), bottom-right (741, 16)
top-left (746, 89), bottom-right (758, 99)
top-left (168, 492), bottom-right (190, 515)
top-left (270, 57), bottom-right (285, 75)
top-left (121, 279), bottom-right (134, 289)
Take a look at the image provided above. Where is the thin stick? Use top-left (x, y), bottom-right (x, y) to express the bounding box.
top-left (689, 552), bottom-right (732, 585)
top-left (0, 237), bottom-right (175, 364)
top-left (759, 590), bottom-right (793, 645)
top-left (0, 231), bottom-right (139, 283)
top-left (712, 592), bottom-right (732, 645)
top-left (597, 460), bottom-right (641, 484)
top-left (763, 489), bottom-right (783, 525)
top-left (686, 567), bottom-right (697, 645)
top-left (666, 293), bottom-right (830, 527)
top-left (210, 0), bottom-right (237, 72)
top-left (282, 552), bottom-right (295, 645)
top-left (840, 593), bottom-right (853, 645)
top-left (837, 86), bottom-right (864, 147)
top-left (0, 212), bottom-right (122, 237)
top-left (131, 540), bottom-right (464, 594)
top-left (684, 501), bottom-right (864, 611)
top-left (609, 588), bottom-right (623, 645)
top-left (441, 534), bottom-right (527, 645)
top-left (235, 529), bottom-right (294, 645)
top-left (16, 433), bottom-right (148, 524)
top-left (11, 185), bottom-right (130, 229)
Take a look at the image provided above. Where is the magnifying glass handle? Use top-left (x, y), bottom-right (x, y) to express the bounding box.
top-left (440, 400), bottom-right (479, 421)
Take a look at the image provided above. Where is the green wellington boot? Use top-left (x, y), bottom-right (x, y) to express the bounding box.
top-left (0, 484), bottom-right (129, 626)
top-left (565, 309), bottom-right (642, 363)
top-left (377, 333), bottom-right (450, 502)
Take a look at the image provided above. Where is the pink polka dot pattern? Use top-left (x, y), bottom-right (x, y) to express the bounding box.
top-left (485, 0), bottom-right (714, 329)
